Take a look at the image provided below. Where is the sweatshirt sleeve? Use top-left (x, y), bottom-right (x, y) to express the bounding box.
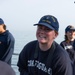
top-left (2, 32), bottom-right (15, 65)
top-left (17, 45), bottom-right (29, 75)
top-left (52, 47), bottom-right (73, 75)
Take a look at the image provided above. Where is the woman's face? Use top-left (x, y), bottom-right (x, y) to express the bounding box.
top-left (66, 30), bottom-right (75, 41)
top-left (72, 31), bottom-right (75, 39)
top-left (36, 25), bottom-right (58, 45)
top-left (0, 25), bottom-right (4, 33)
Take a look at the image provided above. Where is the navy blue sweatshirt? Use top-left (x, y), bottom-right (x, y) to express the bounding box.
top-left (0, 30), bottom-right (15, 65)
top-left (17, 40), bottom-right (73, 75)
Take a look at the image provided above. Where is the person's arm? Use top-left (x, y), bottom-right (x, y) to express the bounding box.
top-left (19, 68), bottom-right (29, 75)
top-left (2, 32), bottom-right (15, 64)
top-left (53, 57), bottom-right (73, 75)
top-left (17, 46), bottom-right (29, 75)
top-left (60, 42), bottom-right (64, 48)
top-left (52, 47), bottom-right (73, 75)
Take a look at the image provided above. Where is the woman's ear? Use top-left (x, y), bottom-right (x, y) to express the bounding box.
top-left (55, 32), bottom-right (58, 38)
top-left (53, 31), bottom-right (58, 39)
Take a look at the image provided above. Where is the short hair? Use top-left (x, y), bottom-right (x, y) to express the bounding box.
top-left (3, 24), bottom-right (6, 30)
top-left (64, 35), bottom-right (68, 41)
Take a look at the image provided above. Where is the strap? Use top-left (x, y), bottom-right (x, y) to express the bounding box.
top-left (33, 42), bottom-right (39, 75)
top-left (34, 42), bottom-right (39, 59)
top-left (46, 41), bottom-right (56, 67)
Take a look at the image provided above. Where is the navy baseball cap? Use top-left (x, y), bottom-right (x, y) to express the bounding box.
top-left (34, 15), bottom-right (59, 32)
top-left (65, 25), bottom-right (75, 33)
top-left (0, 18), bottom-right (4, 25)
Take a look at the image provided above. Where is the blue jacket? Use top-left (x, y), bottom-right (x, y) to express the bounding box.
top-left (17, 40), bottom-right (73, 75)
top-left (0, 30), bottom-right (15, 65)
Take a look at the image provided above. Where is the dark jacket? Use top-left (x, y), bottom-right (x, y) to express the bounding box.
top-left (60, 40), bottom-right (75, 62)
top-left (17, 40), bottom-right (73, 75)
top-left (60, 40), bottom-right (75, 75)
top-left (0, 30), bottom-right (15, 65)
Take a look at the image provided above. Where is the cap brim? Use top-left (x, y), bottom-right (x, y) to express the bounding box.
top-left (70, 29), bottom-right (75, 31)
top-left (34, 23), bottom-right (55, 30)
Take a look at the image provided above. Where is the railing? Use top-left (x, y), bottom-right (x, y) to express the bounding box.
top-left (11, 53), bottom-right (19, 66)
top-left (11, 53), bottom-right (20, 75)
top-left (13, 53), bottom-right (19, 55)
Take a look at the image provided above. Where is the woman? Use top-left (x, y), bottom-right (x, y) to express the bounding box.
top-left (60, 25), bottom-right (75, 75)
top-left (17, 15), bottom-right (73, 75)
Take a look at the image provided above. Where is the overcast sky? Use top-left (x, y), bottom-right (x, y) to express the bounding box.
top-left (0, 0), bottom-right (75, 42)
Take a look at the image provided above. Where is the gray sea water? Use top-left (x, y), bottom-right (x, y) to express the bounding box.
top-left (11, 29), bottom-right (64, 75)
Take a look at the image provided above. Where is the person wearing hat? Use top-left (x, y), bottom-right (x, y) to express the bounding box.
top-left (0, 18), bottom-right (15, 65)
top-left (17, 15), bottom-right (73, 75)
top-left (60, 25), bottom-right (75, 75)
